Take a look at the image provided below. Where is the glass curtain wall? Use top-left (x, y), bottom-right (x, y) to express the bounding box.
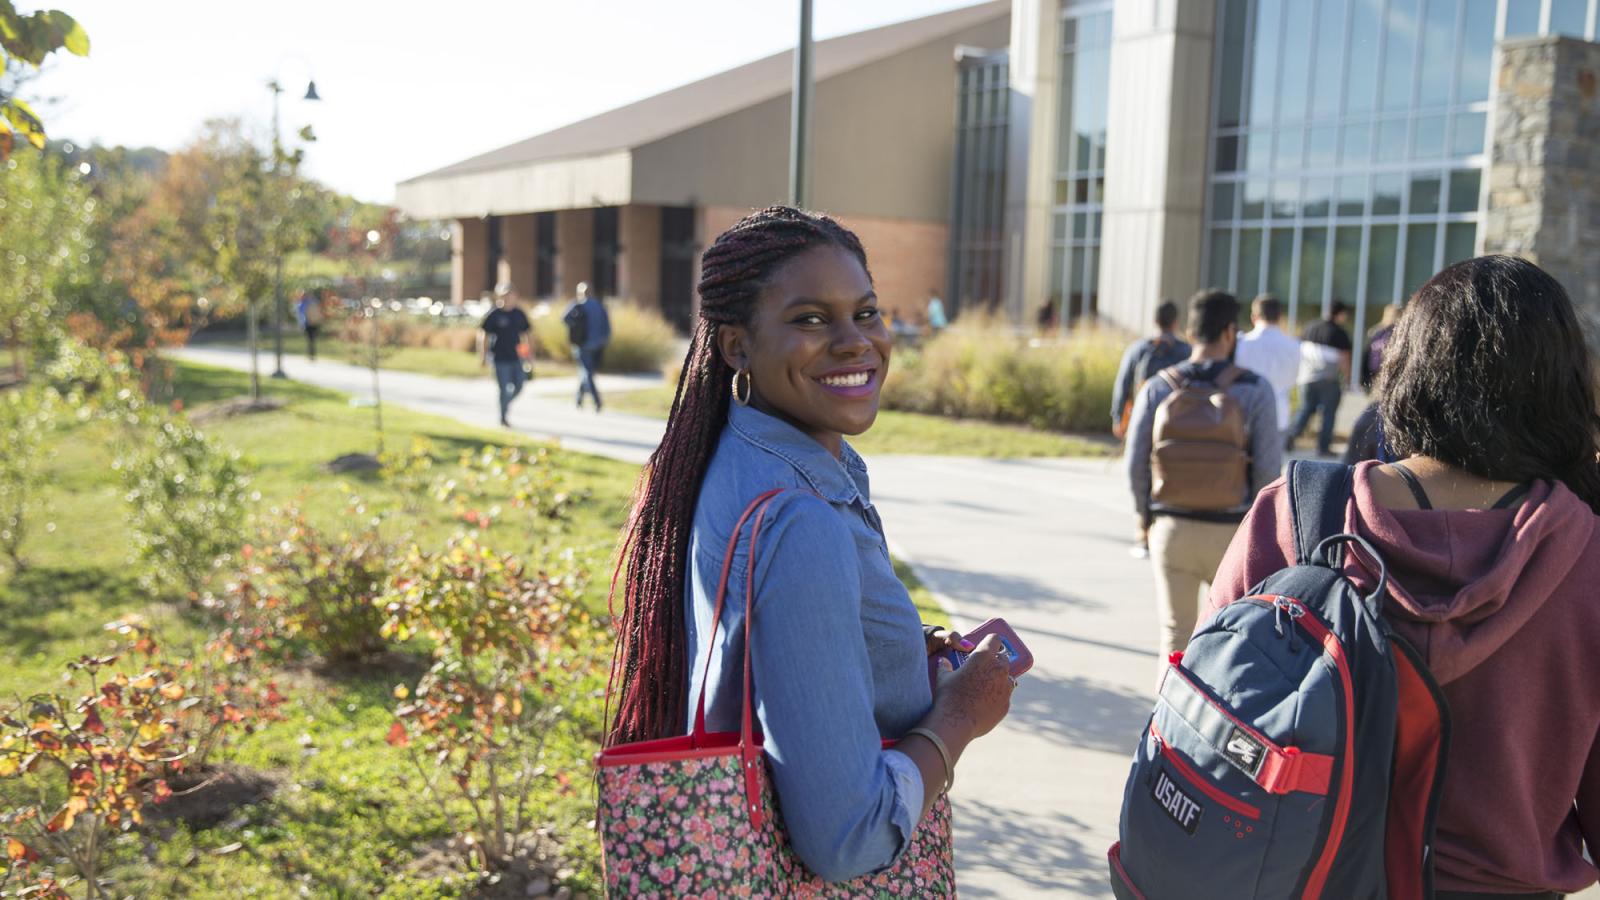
top-left (1201, 0), bottom-right (1537, 385)
top-left (1049, 2), bottom-right (1113, 328)
top-left (949, 50), bottom-right (1010, 316)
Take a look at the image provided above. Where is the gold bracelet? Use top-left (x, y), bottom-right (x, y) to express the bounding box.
top-left (904, 727), bottom-right (954, 794)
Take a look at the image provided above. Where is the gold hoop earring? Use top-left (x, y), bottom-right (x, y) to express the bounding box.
top-left (732, 369), bottom-right (752, 407)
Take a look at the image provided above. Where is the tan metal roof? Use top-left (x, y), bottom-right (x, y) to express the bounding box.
top-left (399, 1), bottom-right (1009, 185)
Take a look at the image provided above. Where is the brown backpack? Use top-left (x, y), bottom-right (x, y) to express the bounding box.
top-left (1150, 366), bottom-right (1250, 511)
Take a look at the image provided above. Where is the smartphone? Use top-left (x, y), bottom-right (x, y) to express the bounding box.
top-left (927, 617), bottom-right (1033, 687)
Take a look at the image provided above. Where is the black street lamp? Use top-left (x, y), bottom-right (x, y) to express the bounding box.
top-left (268, 76), bottom-right (321, 379)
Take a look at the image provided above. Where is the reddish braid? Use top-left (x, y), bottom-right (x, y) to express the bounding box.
top-left (604, 206), bottom-right (871, 746)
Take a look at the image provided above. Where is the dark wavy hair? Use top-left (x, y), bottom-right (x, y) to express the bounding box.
top-left (603, 206), bottom-right (871, 746)
top-left (1377, 255), bottom-right (1600, 513)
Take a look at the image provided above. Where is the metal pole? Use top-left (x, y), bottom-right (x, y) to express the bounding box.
top-left (269, 80), bottom-right (287, 378)
top-left (789, 0), bottom-right (813, 207)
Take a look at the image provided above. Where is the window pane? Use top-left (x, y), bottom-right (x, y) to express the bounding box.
top-left (1053, 214), bottom-right (1068, 242)
top-left (1444, 222), bottom-right (1477, 264)
top-left (1304, 177), bottom-right (1335, 218)
top-left (1238, 228), bottom-right (1265, 300)
top-left (1250, 0), bottom-right (1285, 126)
top-left (1341, 124), bottom-right (1373, 165)
top-left (1298, 227), bottom-right (1330, 326)
top-left (1276, 128), bottom-right (1305, 170)
top-left (1247, 129), bottom-right (1272, 170)
top-left (1207, 228), bottom-right (1236, 288)
top-left (1211, 182), bottom-right (1238, 220)
top-left (1218, 0), bottom-right (1251, 128)
top-left (1381, 0), bottom-right (1420, 110)
top-left (1410, 172), bottom-right (1442, 214)
top-left (1085, 246), bottom-right (1101, 317)
top-left (1376, 118), bottom-right (1409, 162)
top-left (1337, 175), bottom-right (1369, 216)
top-left (1307, 125), bottom-right (1339, 168)
top-left (1216, 134), bottom-right (1241, 172)
top-left (1452, 111), bottom-right (1487, 157)
top-left (1346, 0), bottom-right (1382, 115)
top-left (1092, 176), bottom-right (1105, 203)
top-left (1243, 179), bottom-right (1269, 218)
top-left (1367, 225), bottom-right (1400, 314)
top-left (1056, 46), bottom-right (1077, 173)
top-left (1272, 179), bottom-right (1301, 218)
top-left (1332, 226), bottom-right (1364, 307)
top-left (1448, 169), bottom-right (1481, 213)
top-left (1374, 173), bottom-right (1404, 214)
top-left (1049, 246), bottom-right (1066, 313)
top-left (1504, 0), bottom-right (1542, 36)
top-left (1268, 228), bottom-right (1297, 298)
top-left (1404, 223), bottom-right (1439, 297)
top-left (1458, 0), bottom-right (1497, 103)
top-left (1312, 0), bottom-right (1349, 120)
top-left (1551, 0), bottom-right (1589, 37)
top-left (1417, 0), bottom-right (1459, 107)
top-left (1069, 247), bottom-right (1087, 319)
top-left (1280, 0), bottom-right (1316, 124)
top-left (1413, 114), bottom-right (1447, 159)
top-left (1055, 179), bottom-right (1071, 205)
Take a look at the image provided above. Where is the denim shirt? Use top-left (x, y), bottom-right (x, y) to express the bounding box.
top-left (684, 403), bottom-right (931, 882)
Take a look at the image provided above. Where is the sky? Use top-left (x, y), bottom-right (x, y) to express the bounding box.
top-left (28, 0), bottom-right (985, 203)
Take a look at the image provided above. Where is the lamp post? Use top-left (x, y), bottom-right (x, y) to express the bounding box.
top-left (268, 76), bottom-right (320, 379)
top-left (789, 0), bottom-right (813, 207)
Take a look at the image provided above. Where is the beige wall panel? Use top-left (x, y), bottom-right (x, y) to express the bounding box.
top-left (498, 214), bottom-right (538, 299)
top-left (555, 208), bottom-right (596, 302)
top-left (619, 204), bottom-right (664, 313)
top-left (395, 152), bottom-right (633, 221)
top-left (631, 14), bottom-right (1009, 222)
top-left (453, 218), bottom-right (489, 304)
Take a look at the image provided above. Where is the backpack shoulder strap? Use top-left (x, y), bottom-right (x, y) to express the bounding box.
top-left (1156, 366), bottom-right (1186, 392)
top-left (1287, 459), bottom-right (1354, 565)
top-left (1214, 365), bottom-right (1246, 389)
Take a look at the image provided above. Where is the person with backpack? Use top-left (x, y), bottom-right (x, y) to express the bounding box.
top-left (1111, 299), bottom-right (1191, 440)
top-left (1113, 256), bottom-right (1600, 899)
top-left (295, 289), bottom-right (326, 361)
top-left (562, 282), bottom-right (611, 412)
top-left (1125, 289), bottom-right (1281, 661)
top-left (479, 282), bottom-right (532, 427)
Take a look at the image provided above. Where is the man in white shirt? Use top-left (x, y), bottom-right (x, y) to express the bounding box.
top-left (1232, 294), bottom-right (1301, 433)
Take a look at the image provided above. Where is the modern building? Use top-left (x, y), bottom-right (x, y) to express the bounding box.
top-left (990, 0), bottom-right (1600, 382)
top-left (402, 0), bottom-right (1600, 383)
top-left (395, 2), bottom-right (1010, 328)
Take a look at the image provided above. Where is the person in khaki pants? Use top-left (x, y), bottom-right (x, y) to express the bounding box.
top-left (1124, 290), bottom-right (1282, 664)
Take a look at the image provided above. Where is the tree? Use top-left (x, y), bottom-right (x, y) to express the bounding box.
top-left (0, 1), bottom-right (89, 158)
top-left (0, 148), bottom-right (94, 377)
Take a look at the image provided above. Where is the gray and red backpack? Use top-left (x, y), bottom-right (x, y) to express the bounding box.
top-left (1110, 461), bottom-right (1452, 899)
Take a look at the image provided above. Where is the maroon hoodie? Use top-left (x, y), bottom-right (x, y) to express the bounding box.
top-left (1206, 461), bottom-right (1600, 894)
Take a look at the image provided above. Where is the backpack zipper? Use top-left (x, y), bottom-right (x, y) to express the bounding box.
top-left (1252, 595), bottom-right (1355, 900)
top-left (1149, 721), bottom-right (1262, 820)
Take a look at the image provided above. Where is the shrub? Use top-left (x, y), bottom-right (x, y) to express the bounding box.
top-left (379, 436), bottom-right (437, 515)
top-left (380, 536), bottom-right (602, 872)
top-left (532, 302), bottom-right (675, 374)
top-left (0, 620), bottom-right (275, 900)
top-left (0, 386), bottom-right (56, 571)
top-left (116, 413), bottom-right (254, 599)
top-left (227, 509), bottom-right (393, 663)
top-left (882, 320), bottom-right (1128, 433)
top-left (431, 445), bottom-right (577, 536)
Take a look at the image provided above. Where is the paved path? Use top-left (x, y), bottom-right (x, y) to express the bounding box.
top-left (171, 347), bottom-right (1598, 899)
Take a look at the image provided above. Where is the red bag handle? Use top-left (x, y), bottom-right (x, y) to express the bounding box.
top-left (688, 489), bottom-right (785, 828)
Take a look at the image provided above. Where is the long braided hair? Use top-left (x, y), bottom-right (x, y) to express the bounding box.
top-left (604, 206), bottom-right (872, 746)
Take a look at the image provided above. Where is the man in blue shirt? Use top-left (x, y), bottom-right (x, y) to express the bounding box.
top-left (563, 282), bottom-right (612, 412)
top-left (1111, 300), bottom-right (1191, 439)
top-left (479, 283), bottom-right (531, 426)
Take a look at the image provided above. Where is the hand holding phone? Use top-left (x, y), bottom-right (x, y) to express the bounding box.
top-left (927, 617), bottom-right (1033, 688)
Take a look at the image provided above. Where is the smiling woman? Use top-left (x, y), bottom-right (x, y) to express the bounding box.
top-left (598, 207), bottom-right (1014, 895)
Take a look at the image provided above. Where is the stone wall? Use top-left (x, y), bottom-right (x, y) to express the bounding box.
top-left (1484, 36), bottom-right (1600, 343)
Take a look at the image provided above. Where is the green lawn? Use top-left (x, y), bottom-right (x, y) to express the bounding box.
top-left (606, 385), bottom-right (1117, 458)
top-left (195, 333), bottom-right (577, 380)
top-left (1, 359), bottom-right (949, 897)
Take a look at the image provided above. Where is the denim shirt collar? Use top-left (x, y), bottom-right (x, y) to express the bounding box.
top-left (726, 403), bottom-right (869, 506)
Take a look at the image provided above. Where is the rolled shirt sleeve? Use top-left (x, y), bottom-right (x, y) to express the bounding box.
top-left (746, 494), bottom-right (926, 882)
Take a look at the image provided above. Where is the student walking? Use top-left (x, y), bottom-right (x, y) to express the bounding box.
top-left (1287, 300), bottom-right (1353, 456)
top-left (478, 283), bottom-right (531, 427)
top-left (563, 282), bottom-right (611, 411)
top-left (1207, 257), bottom-right (1600, 899)
top-left (1111, 300), bottom-right (1191, 440)
top-left (295, 289), bottom-right (326, 361)
top-left (1232, 293), bottom-right (1301, 433)
top-left (597, 207), bottom-right (1013, 894)
top-left (1125, 289), bottom-right (1281, 660)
